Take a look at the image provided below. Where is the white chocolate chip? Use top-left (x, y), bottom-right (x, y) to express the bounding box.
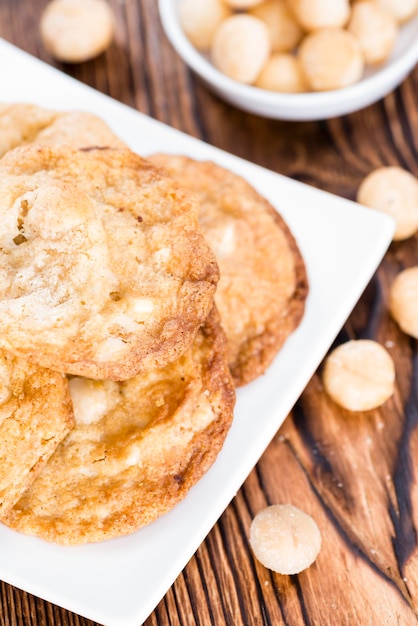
top-left (323, 339), bottom-right (395, 411)
top-left (125, 445), bottom-right (141, 467)
top-left (94, 336), bottom-right (130, 361)
top-left (69, 378), bottom-right (120, 425)
top-left (250, 504), bottom-right (321, 575)
top-left (128, 297), bottom-right (155, 317)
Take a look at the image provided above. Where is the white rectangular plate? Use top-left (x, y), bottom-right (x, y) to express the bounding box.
top-left (0, 39), bottom-right (394, 626)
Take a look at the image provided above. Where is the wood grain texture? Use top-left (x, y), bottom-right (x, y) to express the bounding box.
top-left (0, 1), bottom-right (418, 625)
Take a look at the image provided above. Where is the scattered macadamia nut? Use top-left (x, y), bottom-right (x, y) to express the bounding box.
top-left (255, 53), bottom-right (308, 92)
top-left (250, 504), bottom-right (321, 575)
top-left (298, 28), bottom-right (364, 91)
top-left (323, 340), bottom-right (395, 411)
top-left (347, 2), bottom-right (398, 66)
top-left (389, 267), bottom-right (418, 338)
top-left (357, 166), bottom-right (418, 241)
top-left (376, 0), bottom-right (418, 23)
top-left (178, 0), bottom-right (231, 50)
top-left (250, 0), bottom-right (304, 53)
top-left (40, 0), bottom-right (115, 63)
top-left (211, 14), bottom-right (271, 84)
top-left (289, 0), bottom-right (351, 31)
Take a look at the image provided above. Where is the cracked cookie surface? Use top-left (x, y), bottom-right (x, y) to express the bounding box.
top-left (0, 144), bottom-right (219, 379)
top-left (0, 103), bottom-right (125, 156)
top-left (0, 352), bottom-right (74, 515)
top-left (2, 308), bottom-right (235, 545)
top-left (150, 154), bottom-right (308, 386)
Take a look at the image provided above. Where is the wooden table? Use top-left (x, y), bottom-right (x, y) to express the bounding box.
top-left (1, 1), bottom-right (418, 624)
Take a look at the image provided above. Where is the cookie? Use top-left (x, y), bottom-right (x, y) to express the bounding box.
top-left (0, 103), bottom-right (124, 157)
top-left (2, 307), bottom-right (235, 544)
top-left (149, 155), bottom-right (308, 386)
top-left (0, 352), bottom-right (74, 515)
top-left (0, 144), bottom-right (219, 380)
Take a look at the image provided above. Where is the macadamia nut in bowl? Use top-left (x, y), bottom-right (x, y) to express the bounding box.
top-left (159, 0), bottom-right (418, 120)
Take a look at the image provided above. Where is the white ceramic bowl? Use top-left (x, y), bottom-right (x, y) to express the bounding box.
top-left (158, 0), bottom-right (418, 121)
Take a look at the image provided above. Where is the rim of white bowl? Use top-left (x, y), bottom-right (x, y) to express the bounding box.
top-left (159, 0), bottom-right (418, 116)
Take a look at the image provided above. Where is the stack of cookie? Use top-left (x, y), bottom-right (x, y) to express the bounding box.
top-left (0, 104), bottom-right (307, 545)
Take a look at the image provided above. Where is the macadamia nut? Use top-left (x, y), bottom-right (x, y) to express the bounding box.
top-left (224, 0), bottom-right (265, 7)
top-left (40, 0), bottom-right (115, 63)
top-left (177, 0), bottom-right (417, 93)
top-left (347, 2), bottom-right (398, 65)
top-left (323, 340), bottom-right (395, 411)
top-left (250, 0), bottom-right (304, 53)
top-left (357, 166), bottom-right (418, 241)
top-left (250, 504), bottom-right (321, 575)
top-left (211, 14), bottom-right (271, 84)
top-left (289, 0), bottom-right (351, 31)
top-left (178, 0), bottom-right (231, 50)
top-left (298, 28), bottom-right (364, 91)
top-left (256, 53), bottom-right (307, 92)
top-left (376, 0), bottom-right (418, 23)
top-left (389, 267), bottom-right (418, 338)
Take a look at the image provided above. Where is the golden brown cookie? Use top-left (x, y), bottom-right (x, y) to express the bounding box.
top-left (0, 352), bottom-right (74, 515)
top-left (0, 144), bottom-right (219, 380)
top-left (0, 103), bottom-right (124, 156)
top-left (2, 308), bottom-right (235, 545)
top-left (149, 154), bottom-right (308, 386)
